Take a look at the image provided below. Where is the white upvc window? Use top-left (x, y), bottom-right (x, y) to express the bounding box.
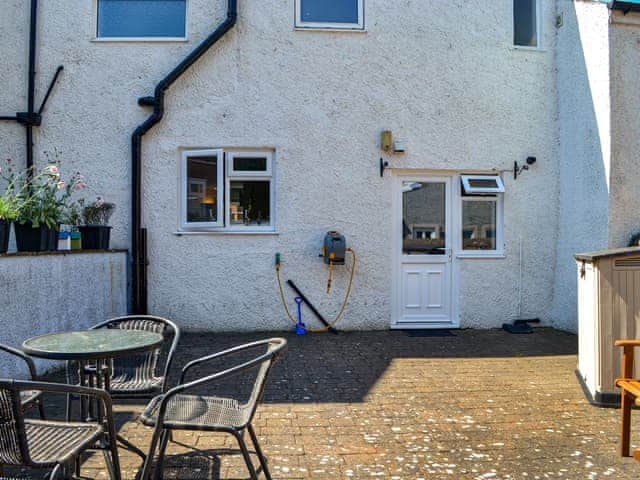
top-left (295, 0), bottom-right (365, 30)
top-left (460, 194), bottom-right (504, 254)
top-left (225, 151), bottom-right (275, 231)
top-left (96, 0), bottom-right (187, 40)
top-left (513, 0), bottom-right (541, 48)
top-left (180, 149), bottom-right (275, 232)
top-left (460, 175), bottom-right (506, 195)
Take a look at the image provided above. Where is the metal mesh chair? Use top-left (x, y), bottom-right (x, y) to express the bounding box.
top-left (138, 338), bottom-right (287, 480)
top-left (66, 315), bottom-right (180, 420)
top-left (0, 345), bottom-right (45, 419)
top-left (0, 379), bottom-right (121, 480)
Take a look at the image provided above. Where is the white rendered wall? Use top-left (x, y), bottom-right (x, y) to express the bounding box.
top-left (609, 11), bottom-right (640, 249)
top-left (1, 1), bottom-right (561, 331)
top-left (0, 252), bottom-right (127, 378)
top-left (552, 0), bottom-right (610, 333)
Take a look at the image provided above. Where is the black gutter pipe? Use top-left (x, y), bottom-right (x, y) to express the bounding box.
top-left (26, 0), bottom-right (37, 170)
top-left (130, 0), bottom-right (238, 314)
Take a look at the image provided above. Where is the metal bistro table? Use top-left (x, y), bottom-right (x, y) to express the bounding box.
top-left (23, 329), bottom-right (164, 460)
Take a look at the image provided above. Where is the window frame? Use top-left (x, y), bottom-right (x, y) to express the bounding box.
top-left (460, 175), bottom-right (506, 195)
top-left (513, 0), bottom-right (542, 49)
top-left (179, 149), bottom-right (276, 233)
top-left (294, 0), bottom-right (365, 31)
top-left (94, 0), bottom-right (188, 42)
top-left (225, 151), bottom-right (276, 232)
top-left (459, 195), bottom-right (504, 257)
top-left (180, 149), bottom-right (224, 230)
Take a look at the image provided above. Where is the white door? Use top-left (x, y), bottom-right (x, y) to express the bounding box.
top-left (393, 176), bottom-right (457, 328)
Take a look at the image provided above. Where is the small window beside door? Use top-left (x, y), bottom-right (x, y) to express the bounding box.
top-left (460, 175), bottom-right (504, 254)
top-left (514, 0), bottom-right (540, 48)
top-left (97, 0), bottom-right (187, 39)
top-left (295, 0), bottom-right (365, 30)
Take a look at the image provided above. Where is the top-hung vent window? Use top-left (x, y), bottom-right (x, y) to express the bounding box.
top-left (97, 0), bottom-right (187, 39)
top-left (295, 0), bottom-right (365, 30)
top-left (513, 0), bottom-right (540, 47)
top-left (461, 175), bottom-right (506, 196)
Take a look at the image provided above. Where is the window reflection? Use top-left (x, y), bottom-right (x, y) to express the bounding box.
top-left (402, 182), bottom-right (446, 255)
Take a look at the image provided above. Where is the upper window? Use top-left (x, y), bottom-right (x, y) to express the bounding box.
top-left (180, 150), bottom-right (275, 231)
top-left (513, 0), bottom-right (540, 47)
top-left (295, 0), bottom-right (365, 30)
top-left (97, 0), bottom-right (187, 39)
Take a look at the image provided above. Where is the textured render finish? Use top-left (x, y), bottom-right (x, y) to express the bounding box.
top-left (0, 252), bottom-right (127, 379)
top-left (144, 0), bottom-right (561, 331)
top-left (609, 11), bottom-right (640, 248)
top-left (2, 0), bottom-right (564, 331)
top-left (551, 0), bottom-right (610, 332)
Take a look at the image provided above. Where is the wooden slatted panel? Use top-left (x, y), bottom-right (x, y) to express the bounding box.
top-left (600, 258), bottom-right (640, 393)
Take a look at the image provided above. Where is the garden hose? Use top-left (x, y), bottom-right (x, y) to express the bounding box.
top-left (276, 248), bottom-right (356, 333)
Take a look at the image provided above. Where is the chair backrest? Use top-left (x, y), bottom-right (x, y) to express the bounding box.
top-left (0, 344), bottom-right (38, 381)
top-left (92, 315), bottom-right (180, 389)
top-left (0, 381), bottom-right (29, 466)
top-left (244, 338), bottom-right (287, 422)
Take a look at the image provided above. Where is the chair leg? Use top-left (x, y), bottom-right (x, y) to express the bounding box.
top-left (140, 425), bottom-right (162, 480)
top-left (248, 424), bottom-right (271, 480)
top-left (65, 393), bottom-right (73, 421)
top-left (153, 430), bottom-right (170, 480)
top-left (232, 430), bottom-right (258, 480)
top-left (37, 398), bottom-right (46, 420)
top-left (621, 390), bottom-right (632, 457)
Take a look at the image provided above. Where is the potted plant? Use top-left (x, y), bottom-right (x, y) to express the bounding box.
top-left (0, 159), bottom-right (22, 254)
top-left (13, 157), bottom-right (86, 252)
top-left (78, 197), bottom-right (115, 250)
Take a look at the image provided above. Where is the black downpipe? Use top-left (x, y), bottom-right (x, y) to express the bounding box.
top-left (0, 0), bottom-right (63, 171)
top-left (130, 0), bottom-right (238, 314)
top-left (26, 0), bottom-right (37, 170)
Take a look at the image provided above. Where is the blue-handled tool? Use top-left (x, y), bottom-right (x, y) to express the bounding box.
top-left (294, 297), bottom-right (306, 335)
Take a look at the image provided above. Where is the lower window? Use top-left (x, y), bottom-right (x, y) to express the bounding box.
top-left (180, 150), bottom-right (275, 231)
top-left (461, 197), bottom-right (502, 252)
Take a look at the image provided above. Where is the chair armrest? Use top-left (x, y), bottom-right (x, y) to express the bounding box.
top-left (179, 338), bottom-right (276, 385)
top-left (0, 343), bottom-right (39, 380)
top-left (615, 340), bottom-right (640, 347)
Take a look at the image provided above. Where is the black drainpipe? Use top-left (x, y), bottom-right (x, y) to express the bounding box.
top-left (0, 0), bottom-right (64, 171)
top-left (131, 0), bottom-right (238, 314)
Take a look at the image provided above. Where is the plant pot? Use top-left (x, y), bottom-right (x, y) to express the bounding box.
top-left (14, 222), bottom-right (58, 252)
top-left (0, 220), bottom-right (10, 254)
top-left (79, 225), bottom-right (111, 250)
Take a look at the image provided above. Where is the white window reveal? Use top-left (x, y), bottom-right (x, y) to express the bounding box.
top-left (460, 175), bottom-right (504, 255)
top-left (295, 0), bottom-right (365, 30)
top-left (513, 0), bottom-right (540, 47)
top-left (180, 150), bottom-right (275, 232)
top-left (460, 175), bottom-right (505, 195)
top-left (97, 0), bottom-right (187, 39)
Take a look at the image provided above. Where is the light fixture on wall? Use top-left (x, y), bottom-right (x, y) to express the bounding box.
top-left (514, 156), bottom-right (537, 180)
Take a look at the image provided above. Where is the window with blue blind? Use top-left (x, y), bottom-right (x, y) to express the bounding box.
top-left (513, 0), bottom-right (540, 47)
top-left (295, 0), bottom-right (364, 30)
top-left (97, 0), bottom-right (187, 39)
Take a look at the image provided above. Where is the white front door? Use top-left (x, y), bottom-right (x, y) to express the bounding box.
top-left (393, 176), bottom-right (457, 328)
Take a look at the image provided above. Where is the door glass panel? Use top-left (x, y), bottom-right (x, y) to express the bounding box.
top-left (402, 182), bottom-right (446, 255)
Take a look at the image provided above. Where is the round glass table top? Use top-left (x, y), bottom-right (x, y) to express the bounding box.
top-left (23, 329), bottom-right (164, 360)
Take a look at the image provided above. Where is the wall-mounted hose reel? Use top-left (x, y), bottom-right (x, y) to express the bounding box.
top-left (276, 231), bottom-right (356, 334)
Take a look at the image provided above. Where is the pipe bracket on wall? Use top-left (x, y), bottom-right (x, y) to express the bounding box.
top-left (380, 158), bottom-right (389, 177)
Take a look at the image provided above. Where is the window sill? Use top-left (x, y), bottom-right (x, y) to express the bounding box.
top-left (294, 27), bottom-right (367, 33)
top-left (91, 37), bottom-right (189, 43)
top-left (174, 230), bottom-right (279, 236)
top-left (456, 252), bottom-right (505, 259)
top-left (510, 45), bottom-right (547, 53)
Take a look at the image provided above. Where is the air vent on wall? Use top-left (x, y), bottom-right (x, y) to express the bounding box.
top-left (614, 257), bottom-right (640, 268)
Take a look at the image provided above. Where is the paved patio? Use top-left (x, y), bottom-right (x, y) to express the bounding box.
top-left (14, 329), bottom-right (640, 479)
